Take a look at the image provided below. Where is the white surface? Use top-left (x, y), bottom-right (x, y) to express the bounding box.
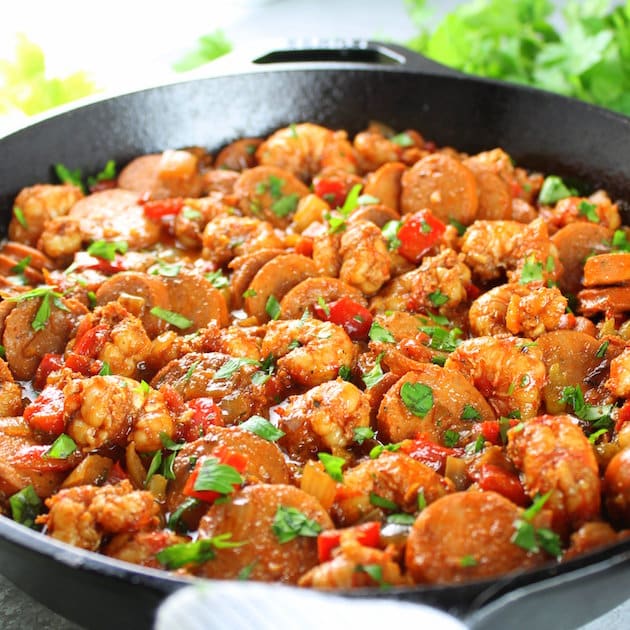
top-left (0, 1), bottom-right (629, 628)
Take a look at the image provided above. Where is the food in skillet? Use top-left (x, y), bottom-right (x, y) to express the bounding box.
top-left (1, 121), bottom-right (630, 588)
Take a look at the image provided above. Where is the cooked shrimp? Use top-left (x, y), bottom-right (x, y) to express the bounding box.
top-left (105, 530), bottom-right (189, 568)
top-left (298, 538), bottom-right (407, 588)
top-left (606, 346), bottom-right (630, 398)
top-left (0, 359), bottom-right (23, 417)
top-left (312, 229), bottom-right (342, 278)
top-left (256, 123), bottom-right (357, 181)
top-left (201, 215), bottom-right (283, 268)
top-left (42, 480), bottom-right (159, 551)
top-left (64, 375), bottom-right (174, 452)
top-left (70, 301), bottom-right (152, 379)
top-left (444, 336), bottom-right (546, 419)
top-left (261, 319), bottom-right (357, 388)
top-left (9, 184), bottom-right (83, 247)
top-left (469, 283), bottom-right (569, 338)
top-left (604, 447), bottom-right (630, 527)
top-left (338, 220), bottom-right (391, 296)
top-left (541, 190), bottom-right (621, 232)
top-left (276, 379), bottom-right (370, 459)
top-left (173, 194), bottom-right (235, 249)
top-left (352, 130), bottom-right (405, 172)
top-left (370, 249), bottom-right (472, 315)
top-left (507, 414), bottom-right (601, 535)
top-left (332, 451), bottom-right (453, 526)
top-left (460, 217), bottom-right (561, 284)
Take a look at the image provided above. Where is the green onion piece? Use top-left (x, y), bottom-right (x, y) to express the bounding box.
top-left (538, 175), bottom-right (578, 204)
top-left (369, 492), bottom-right (398, 511)
top-left (13, 207), bottom-right (28, 229)
top-left (318, 452), bottom-right (345, 482)
top-left (265, 294), bottom-right (281, 320)
top-left (87, 240), bottom-right (128, 261)
top-left (340, 184), bottom-right (362, 216)
top-left (9, 485), bottom-right (42, 529)
top-left (353, 426), bottom-right (375, 444)
top-left (150, 307), bottom-right (193, 330)
top-left (44, 433), bottom-right (77, 459)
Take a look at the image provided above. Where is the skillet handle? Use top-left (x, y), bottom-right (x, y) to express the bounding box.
top-left (243, 39), bottom-right (464, 77)
top-left (465, 551), bottom-right (630, 630)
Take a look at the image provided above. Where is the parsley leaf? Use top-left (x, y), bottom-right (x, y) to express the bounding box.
top-left (213, 357), bottom-right (259, 380)
top-left (461, 404), bottom-right (481, 420)
top-left (157, 533), bottom-right (246, 569)
top-left (239, 415), bottom-right (285, 442)
top-left (578, 200), bottom-right (599, 223)
top-left (362, 352), bottom-right (385, 389)
top-left (318, 452), bottom-right (345, 482)
top-left (381, 220), bottom-right (401, 251)
top-left (400, 382), bottom-right (433, 417)
top-left (428, 289), bottom-right (449, 307)
top-left (368, 321), bottom-right (395, 343)
top-left (272, 505), bottom-right (322, 543)
top-left (271, 193), bottom-right (299, 217)
top-left (87, 240), bottom-right (128, 261)
top-left (193, 457), bottom-right (243, 495)
top-left (519, 256), bottom-right (544, 284)
top-left (353, 426), bottom-right (375, 444)
top-left (205, 270), bottom-right (229, 289)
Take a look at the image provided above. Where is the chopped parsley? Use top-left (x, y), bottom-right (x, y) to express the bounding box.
top-left (560, 385), bottom-right (614, 431)
top-left (353, 426), bottom-right (375, 444)
top-left (44, 434), bottom-right (77, 459)
top-left (265, 294), bottom-right (281, 320)
top-left (443, 430), bottom-right (460, 448)
top-left (390, 132), bottom-right (414, 147)
top-left (318, 452), bottom-right (346, 482)
top-left (449, 218), bottom-right (466, 236)
top-left (239, 415), bottom-right (285, 442)
top-left (519, 256), bottom-right (544, 284)
top-left (368, 321), bottom-right (395, 343)
top-left (512, 492), bottom-right (562, 557)
top-left (460, 555), bottom-right (478, 567)
top-left (157, 533), bottom-right (246, 569)
top-left (167, 497), bottom-right (200, 531)
top-left (612, 230), bottom-right (630, 252)
top-left (357, 194), bottom-right (380, 205)
top-left (355, 563), bottom-right (389, 588)
top-left (400, 381), bottom-right (434, 417)
top-left (242, 288), bottom-right (257, 298)
top-left (316, 296), bottom-right (330, 317)
top-left (181, 206), bottom-right (202, 221)
top-left (271, 505), bottom-right (322, 543)
top-left (271, 193), bottom-right (299, 217)
top-left (362, 352), bottom-right (385, 389)
top-left (338, 365), bottom-right (352, 381)
top-left (150, 307), bottom-right (193, 330)
top-left (86, 240), bottom-right (128, 261)
top-left (428, 289), bottom-right (449, 307)
top-left (213, 357), bottom-right (259, 380)
top-left (578, 200), bottom-right (599, 223)
top-left (325, 212), bottom-right (347, 234)
top-left (419, 325), bottom-right (462, 352)
top-left (461, 404), bottom-right (481, 421)
top-left (381, 220), bottom-right (401, 251)
top-left (538, 175), bottom-right (577, 205)
top-left (205, 270), bottom-right (229, 289)
top-left (193, 457), bottom-right (244, 495)
top-left (149, 261), bottom-right (182, 277)
top-left (369, 442), bottom-right (402, 459)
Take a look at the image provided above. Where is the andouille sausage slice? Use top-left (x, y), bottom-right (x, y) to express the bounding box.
top-left (280, 277), bottom-right (367, 320)
top-left (362, 161), bottom-right (406, 212)
top-left (214, 138), bottom-right (263, 171)
top-left (551, 222), bottom-right (612, 295)
top-left (583, 252), bottom-right (630, 287)
top-left (244, 254), bottom-right (319, 322)
top-left (348, 204), bottom-right (400, 228)
top-left (401, 153), bottom-right (478, 225)
top-left (3, 296), bottom-right (87, 380)
top-left (466, 164), bottom-right (512, 220)
top-left (69, 188), bottom-right (161, 250)
top-left (163, 271), bottom-right (229, 330)
top-left (196, 484), bottom-right (333, 583)
top-left (229, 248), bottom-right (286, 310)
top-left (166, 425), bottom-right (290, 529)
top-left (95, 271), bottom-right (171, 338)
top-left (405, 491), bottom-right (547, 584)
top-left (234, 165), bottom-right (310, 228)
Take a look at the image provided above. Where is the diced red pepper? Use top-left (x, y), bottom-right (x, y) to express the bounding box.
top-left (313, 177), bottom-right (347, 208)
top-left (473, 419), bottom-right (520, 446)
top-left (23, 387), bottom-right (66, 436)
top-left (466, 283), bottom-right (481, 301)
top-left (400, 435), bottom-right (461, 474)
top-left (184, 397), bottom-right (224, 442)
top-left (182, 448), bottom-right (247, 503)
top-left (396, 209), bottom-right (446, 264)
top-left (73, 324), bottom-right (110, 357)
top-left (616, 400), bottom-right (630, 433)
top-left (70, 251), bottom-right (126, 274)
top-left (474, 463), bottom-right (528, 507)
top-left (65, 353), bottom-right (101, 377)
top-left (142, 197), bottom-right (185, 219)
top-left (294, 236), bottom-right (314, 257)
top-left (313, 297), bottom-right (374, 340)
top-left (317, 521), bottom-right (381, 563)
top-left (88, 179), bottom-right (117, 194)
top-left (12, 445), bottom-right (80, 472)
top-left (34, 353), bottom-right (65, 390)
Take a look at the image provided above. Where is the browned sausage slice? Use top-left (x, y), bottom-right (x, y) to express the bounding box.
top-left (95, 271), bottom-right (170, 338)
top-left (348, 204), bottom-right (400, 227)
top-left (363, 161), bottom-right (406, 212)
top-left (583, 252), bottom-right (630, 287)
top-left (466, 164), bottom-right (512, 220)
top-left (401, 153), bottom-right (478, 225)
top-left (166, 425), bottom-right (290, 529)
top-left (229, 248), bottom-right (285, 310)
top-left (69, 189), bottom-right (161, 250)
top-left (163, 271), bottom-right (228, 329)
top-left (214, 138), bottom-right (262, 171)
top-left (3, 296), bottom-right (87, 380)
top-left (234, 166), bottom-right (310, 228)
top-left (578, 287), bottom-right (630, 316)
top-left (280, 277), bottom-right (366, 319)
top-left (197, 484), bottom-right (333, 583)
top-left (405, 491), bottom-right (546, 583)
top-left (244, 254), bottom-right (319, 322)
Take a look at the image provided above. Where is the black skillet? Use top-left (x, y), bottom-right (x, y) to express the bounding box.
top-left (1, 41), bottom-right (630, 630)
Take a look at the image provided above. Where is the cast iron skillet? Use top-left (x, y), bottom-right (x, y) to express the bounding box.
top-left (1, 42), bottom-right (630, 630)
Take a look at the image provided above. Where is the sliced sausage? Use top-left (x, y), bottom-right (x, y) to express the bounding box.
top-left (228, 248), bottom-right (285, 310)
top-left (166, 425), bottom-right (290, 529)
top-left (234, 166), bottom-right (310, 228)
top-left (95, 271), bottom-right (171, 338)
top-left (551, 222), bottom-right (611, 295)
top-left (583, 252), bottom-right (630, 287)
top-left (280, 277), bottom-right (366, 320)
top-left (196, 484), bottom-right (333, 583)
top-left (3, 296), bottom-right (87, 380)
top-left (163, 271), bottom-right (229, 330)
top-left (214, 138), bottom-right (262, 171)
top-left (401, 153), bottom-right (478, 225)
top-left (348, 204), bottom-right (400, 228)
top-left (202, 170), bottom-right (239, 195)
top-left (405, 491), bottom-right (547, 584)
top-left (244, 254), bottom-right (319, 322)
top-left (578, 287), bottom-right (630, 317)
top-left (363, 162), bottom-right (406, 212)
top-left (377, 365), bottom-right (496, 445)
top-left (467, 166), bottom-right (512, 220)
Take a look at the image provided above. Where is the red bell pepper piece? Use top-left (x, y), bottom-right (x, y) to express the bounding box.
top-left (317, 521), bottom-right (381, 563)
top-left (313, 177), bottom-right (347, 208)
top-left (12, 445), bottom-right (80, 472)
top-left (184, 397), bottom-right (224, 442)
top-left (23, 387), bottom-right (66, 436)
top-left (474, 463), bottom-right (528, 507)
top-left (396, 209), bottom-right (446, 264)
top-left (73, 324), bottom-right (110, 357)
top-left (313, 297), bottom-right (374, 340)
top-left (182, 448), bottom-right (247, 503)
top-left (108, 460), bottom-right (129, 484)
top-left (400, 435), bottom-right (461, 474)
top-left (142, 198), bottom-right (185, 219)
top-left (473, 419), bottom-right (520, 446)
top-left (70, 251), bottom-right (126, 274)
top-left (34, 353), bottom-right (65, 390)
top-left (616, 400), bottom-right (630, 433)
